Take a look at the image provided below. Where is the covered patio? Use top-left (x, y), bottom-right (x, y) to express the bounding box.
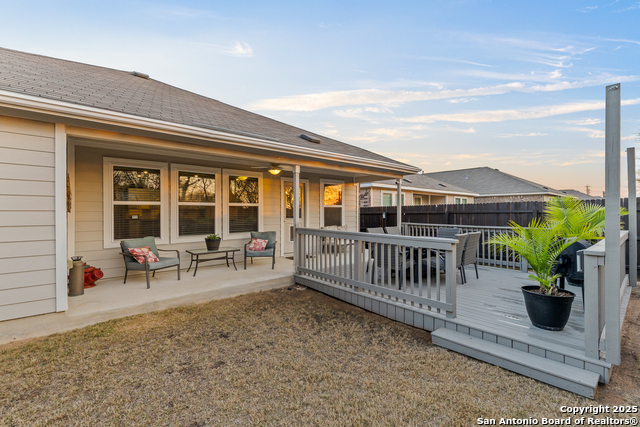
top-left (0, 259), bottom-right (294, 345)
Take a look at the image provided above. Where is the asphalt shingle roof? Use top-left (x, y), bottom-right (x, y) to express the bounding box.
top-left (424, 167), bottom-right (563, 196)
top-left (0, 47), bottom-right (412, 168)
top-left (375, 174), bottom-right (476, 194)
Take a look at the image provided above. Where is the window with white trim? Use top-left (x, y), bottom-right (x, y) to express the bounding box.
top-left (224, 170), bottom-right (263, 238)
top-left (414, 196), bottom-right (422, 206)
top-left (103, 158), bottom-right (168, 247)
top-left (382, 191), bottom-right (405, 206)
top-left (321, 180), bottom-right (344, 227)
top-left (454, 197), bottom-right (468, 204)
top-left (170, 164), bottom-right (220, 243)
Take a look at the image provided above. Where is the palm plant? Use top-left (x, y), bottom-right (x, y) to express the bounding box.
top-left (543, 196), bottom-right (615, 241)
top-left (489, 218), bottom-right (578, 295)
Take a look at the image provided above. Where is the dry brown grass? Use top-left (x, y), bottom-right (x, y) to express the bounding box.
top-left (0, 287), bottom-right (637, 426)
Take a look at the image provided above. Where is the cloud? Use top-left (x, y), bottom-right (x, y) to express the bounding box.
top-left (192, 41), bottom-right (254, 57)
top-left (576, 5), bottom-right (598, 12)
top-left (224, 41), bottom-right (253, 57)
top-left (622, 135), bottom-right (639, 140)
top-left (248, 75), bottom-right (639, 111)
top-left (565, 118), bottom-right (602, 125)
top-left (448, 98), bottom-right (479, 104)
top-left (400, 97), bottom-right (640, 124)
top-left (498, 132), bottom-right (548, 138)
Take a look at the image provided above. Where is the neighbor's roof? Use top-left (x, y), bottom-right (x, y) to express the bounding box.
top-left (425, 167), bottom-right (564, 197)
top-left (558, 189), bottom-right (603, 200)
top-left (0, 47), bottom-right (415, 170)
top-left (371, 173), bottom-right (477, 195)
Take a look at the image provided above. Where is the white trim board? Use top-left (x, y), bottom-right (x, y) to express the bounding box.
top-left (54, 124), bottom-right (68, 312)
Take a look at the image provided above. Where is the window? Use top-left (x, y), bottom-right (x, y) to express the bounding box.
top-left (454, 197), bottom-right (468, 204)
top-left (170, 164), bottom-right (220, 243)
top-left (381, 191), bottom-right (405, 206)
top-left (224, 170), bottom-right (263, 239)
top-left (414, 196), bottom-right (422, 206)
top-left (103, 158), bottom-right (168, 248)
top-left (321, 180), bottom-right (344, 227)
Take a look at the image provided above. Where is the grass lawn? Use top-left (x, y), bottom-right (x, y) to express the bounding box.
top-left (1, 287), bottom-right (638, 426)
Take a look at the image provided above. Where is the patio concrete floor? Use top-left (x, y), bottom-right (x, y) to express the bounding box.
top-left (0, 258), bottom-right (294, 345)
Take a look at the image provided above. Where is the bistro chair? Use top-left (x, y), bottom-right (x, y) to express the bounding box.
top-left (384, 226), bottom-right (402, 235)
top-left (120, 236), bottom-right (180, 289)
top-left (436, 227), bottom-right (461, 239)
top-left (423, 233), bottom-right (468, 284)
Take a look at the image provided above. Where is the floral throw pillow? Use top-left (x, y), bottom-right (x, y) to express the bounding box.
top-left (248, 238), bottom-right (268, 251)
top-left (128, 246), bottom-right (159, 264)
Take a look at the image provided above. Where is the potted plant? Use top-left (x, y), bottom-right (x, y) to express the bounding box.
top-left (489, 218), bottom-right (579, 331)
top-left (205, 234), bottom-right (221, 251)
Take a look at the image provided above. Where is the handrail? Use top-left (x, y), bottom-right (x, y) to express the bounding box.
top-left (295, 227), bottom-right (459, 318)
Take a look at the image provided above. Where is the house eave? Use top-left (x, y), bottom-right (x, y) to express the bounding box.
top-left (476, 191), bottom-right (564, 197)
top-left (0, 90), bottom-right (420, 176)
top-left (361, 182), bottom-right (478, 197)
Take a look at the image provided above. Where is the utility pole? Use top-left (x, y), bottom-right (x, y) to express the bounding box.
top-left (584, 185), bottom-right (591, 195)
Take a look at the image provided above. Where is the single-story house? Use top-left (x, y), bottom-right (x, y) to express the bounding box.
top-left (359, 174), bottom-right (478, 207)
top-left (0, 48), bottom-right (419, 322)
top-left (558, 189), bottom-right (603, 200)
top-left (424, 167), bottom-right (565, 203)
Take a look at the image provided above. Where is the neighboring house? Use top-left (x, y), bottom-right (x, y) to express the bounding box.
top-left (360, 174), bottom-right (478, 207)
top-left (424, 167), bottom-right (565, 203)
top-left (0, 48), bottom-right (419, 322)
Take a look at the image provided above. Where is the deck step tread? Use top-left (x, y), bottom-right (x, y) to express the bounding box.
top-left (432, 328), bottom-right (600, 398)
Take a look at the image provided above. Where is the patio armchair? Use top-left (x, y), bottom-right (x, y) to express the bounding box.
top-left (367, 228), bottom-right (413, 288)
top-left (244, 231), bottom-right (277, 269)
top-left (384, 226), bottom-right (402, 235)
top-left (436, 227), bottom-right (461, 239)
top-left (120, 236), bottom-right (180, 289)
top-left (423, 233), bottom-right (468, 284)
top-left (460, 232), bottom-right (481, 283)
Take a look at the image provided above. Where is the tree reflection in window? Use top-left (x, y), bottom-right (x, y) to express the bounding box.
top-left (229, 176), bottom-right (259, 203)
top-left (113, 167), bottom-right (160, 201)
top-left (323, 184), bottom-right (342, 206)
top-left (178, 172), bottom-right (215, 202)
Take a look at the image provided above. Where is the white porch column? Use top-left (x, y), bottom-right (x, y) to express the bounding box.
top-left (627, 147), bottom-right (637, 287)
top-left (54, 124), bottom-right (68, 312)
top-left (293, 165), bottom-right (300, 272)
top-left (396, 179), bottom-right (402, 228)
top-left (604, 83), bottom-right (621, 364)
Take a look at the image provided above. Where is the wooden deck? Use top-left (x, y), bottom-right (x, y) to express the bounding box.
top-left (296, 261), bottom-right (621, 398)
top-left (456, 266), bottom-right (586, 354)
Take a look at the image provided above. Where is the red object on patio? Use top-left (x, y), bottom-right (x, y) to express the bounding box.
top-left (84, 265), bottom-right (104, 288)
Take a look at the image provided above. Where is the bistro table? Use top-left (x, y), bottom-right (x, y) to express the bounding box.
top-left (185, 247), bottom-right (240, 276)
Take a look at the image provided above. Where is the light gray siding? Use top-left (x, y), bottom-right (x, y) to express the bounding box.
top-left (0, 116), bottom-right (57, 321)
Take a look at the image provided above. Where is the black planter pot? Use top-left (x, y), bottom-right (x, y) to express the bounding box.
top-left (521, 285), bottom-right (575, 331)
top-left (205, 239), bottom-right (221, 251)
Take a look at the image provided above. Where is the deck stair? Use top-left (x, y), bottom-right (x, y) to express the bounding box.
top-left (432, 328), bottom-right (601, 398)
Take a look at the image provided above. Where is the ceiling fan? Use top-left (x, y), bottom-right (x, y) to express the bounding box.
top-left (250, 163), bottom-right (292, 175)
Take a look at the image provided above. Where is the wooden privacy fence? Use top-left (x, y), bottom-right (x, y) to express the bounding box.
top-left (294, 227), bottom-right (459, 318)
top-left (402, 223), bottom-right (527, 271)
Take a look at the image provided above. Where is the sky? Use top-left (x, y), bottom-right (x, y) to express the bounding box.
top-left (1, 1), bottom-right (639, 196)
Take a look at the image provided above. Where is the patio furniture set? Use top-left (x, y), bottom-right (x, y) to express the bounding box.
top-left (366, 226), bottom-right (481, 286)
top-left (118, 232), bottom-right (278, 288)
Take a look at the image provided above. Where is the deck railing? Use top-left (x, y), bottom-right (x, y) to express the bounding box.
top-left (402, 223), bottom-right (527, 271)
top-left (294, 228), bottom-right (459, 318)
top-left (583, 231), bottom-right (629, 363)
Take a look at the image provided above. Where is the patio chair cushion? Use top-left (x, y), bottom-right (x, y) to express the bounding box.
top-left (121, 237), bottom-right (159, 258)
top-left (248, 238), bottom-right (268, 251)
top-left (246, 248), bottom-right (274, 257)
top-left (128, 246), bottom-right (159, 264)
top-left (250, 231), bottom-right (276, 250)
top-left (125, 257), bottom-right (180, 271)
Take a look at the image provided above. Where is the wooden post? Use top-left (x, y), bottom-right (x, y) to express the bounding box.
top-left (396, 179), bottom-right (402, 227)
top-left (293, 165), bottom-right (300, 273)
top-left (445, 246), bottom-right (456, 319)
top-left (584, 252), bottom-right (602, 358)
top-left (627, 147), bottom-right (637, 287)
top-left (604, 83), bottom-right (621, 364)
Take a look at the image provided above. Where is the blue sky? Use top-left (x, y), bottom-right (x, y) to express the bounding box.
top-left (2, 1), bottom-right (639, 195)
